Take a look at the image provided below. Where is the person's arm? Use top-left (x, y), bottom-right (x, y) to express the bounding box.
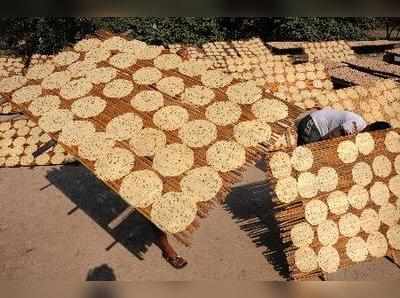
top-left (321, 126), bottom-right (344, 140)
top-left (322, 121), bottom-right (357, 140)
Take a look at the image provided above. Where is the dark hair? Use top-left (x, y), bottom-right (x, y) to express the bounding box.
top-left (363, 121), bottom-right (392, 132)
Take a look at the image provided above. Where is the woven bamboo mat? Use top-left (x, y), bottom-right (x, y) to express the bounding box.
top-left (0, 119), bottom-right (75, 167)
top-left (345, 57), bottom-right (400, 78)
top-left (328, 66), bottom-right (384, 87)
top-left (348, 40), bottom-right (400, 49)
top-left (266, 41), bottom-right (304, 51)
top-left (0, 31), bottom-right (305, 245)
top-left (303, 41), bottom-right (356, 63)
top-left (265, 128), bottom-right (400, 280)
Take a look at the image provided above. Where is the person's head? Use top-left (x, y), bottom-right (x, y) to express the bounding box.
top-left (363, 121), bottom-right (392, 132)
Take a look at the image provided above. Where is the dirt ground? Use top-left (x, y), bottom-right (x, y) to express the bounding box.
top-left (0, 163), bottom-right (400, 281)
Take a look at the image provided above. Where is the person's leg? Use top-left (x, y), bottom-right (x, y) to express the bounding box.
top-left (151, 223), bottom-right (188, 269)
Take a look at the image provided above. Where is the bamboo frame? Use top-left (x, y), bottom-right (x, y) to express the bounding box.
top-left (265, 128), bottom-right (400, 280)
top-left (0, 31), bottom-right (305, 246)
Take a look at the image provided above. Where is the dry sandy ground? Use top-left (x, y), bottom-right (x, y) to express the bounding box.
top-left (0, 163), bottom-right (400, 281)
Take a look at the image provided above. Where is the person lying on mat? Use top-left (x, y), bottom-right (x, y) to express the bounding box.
top-left (297, 107), bottom-right (392, 145)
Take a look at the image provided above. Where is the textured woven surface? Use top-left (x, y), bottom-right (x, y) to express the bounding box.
top-left (266, 128), bottom-right (400, 280)
top-left (0, 31), bottom-right (304, 244)
top-left (328, 66), bottom-right (384, 86)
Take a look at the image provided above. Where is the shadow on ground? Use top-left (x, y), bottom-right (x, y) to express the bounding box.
top-left (223, 162), bottom-right (290, 279)
top-left (46, 165), bottom-right (157, 260)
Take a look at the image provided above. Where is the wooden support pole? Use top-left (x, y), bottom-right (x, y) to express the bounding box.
top-left (108, 206), bottom-right (135, 230)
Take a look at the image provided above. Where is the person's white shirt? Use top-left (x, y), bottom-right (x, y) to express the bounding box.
top-left (310, 107), bottom-right (367, 137)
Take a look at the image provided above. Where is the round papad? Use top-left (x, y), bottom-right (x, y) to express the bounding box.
top-left (38, 109), bottom-right (74, 133)
top-left (85, 47), bottom-right (111, 63)
top-left (59, 121), bottom-right (96, 147)
top-left (337, 140), bottom-right (358, 164)
top-left (200, 70), bottom-right (233, 89)
top-left (154, 54), bottom-right (182, 70)
top-left (275, 176), bottom-right (298, 204)
top-left (318, 246), bottom-right (340, 273)
top-left (360, 208), bottom-right (381, 233)
top-left (35, 153), bottom-right (50, 165)
top-left (291, 146), bottom-right (314, 172)
top-left (71, 96), bottom-right (106, 119)
top-left (290, 222), bottom-right (314, 248)
top-left (348, 185), bottom-right (369, 209)
top-left (129, 128), bottom-right (166, 157)
top-left (78, 132), bottom-right (115, 161)
top-left (352, 162), bottom-right (373, 187)
top-left (41, 71), bottom-right (72, 90)
top-left (109, 53), bottom-right (137, 69)
top-left (26, 63), bottom-right (55, 80)
top-left (305, 199), bottom-right (328, 226)
top-left (12, 85), bottom-right (42, 104)
top-left (131, 90), bottom-right (164, 112)
top-left (178, 120), bottom-right (217, 148)
top-left (85, 67), bottom-right (117, 85)
top-left (103, 79), bottom-right (134, 99)
top-left (119, 169), bottom-right (163, 208)
top-left (370, 181), bottom-right (390, 206)
top-left (0, 75), bottom-right (27, 93)
top-left (233, 120), bottom-right (271, 147)
top-left (317, 219), bottom-right (339, 246)
top-left (269, 151), bottom-right (292, 179)
top-left (134, 46), bottom-right (163, 60)
top-left (379, 203), bottom-right (400, 227)
top-left (150, 191), bottom-right (198, 234)
top-left (181, 85), bottom-right (215, 107)
top-left (327, 191), bottom-right (349, 215)
top-left (53, 51), bottom-right (80, 66)
top-left (153, 105), bottom-right (189, 131)
top-left (206, 140), bottom-right (246, 173)
top-left (67, 60), bottom-right (96, 78)
top-left (178, 60), bottom-right (210, 77)
top-left (180, 166), bottom-right (222, 202)
top-left (366, 232), bottom-right (388, 258)
top-left (74, 38), bottom-right (102, 52)
top-left (251, 98), bottom-right (288, 123)
top-left (226, 81), bottom-right (262, 105)
top-left (394, 155), bottom-right (400, 174)
top-left (153, 143), bottom-right (194, 177)
top-left (317, 167), bottom-right (338, 192)
top-left (156, 76), bottom-right (185, 97)
top-left (297, 172), bottom-right (318, 199)
top-left (105, 113), bottom-right (143, 141)
top-left (294, 246), bottom-right (318, 273)
top-left (346, 236), bottom-right (368, 262)
top-left (355, 132), bottom-right (375, 155)
top-left (28, 95), bottom-right (61, 117)
top-left (372, 155), bottom-right (392, 178)
top-left (387, 224), bottom-right (400, 250)
top-left (60, 78), bottom-right (93, 100)
top-left (132, 67), bottom-right (162, 85)
top-left (94, 147), bottom-right (135, 181)
top-left (385, 131), bottom-right (400, 153)
top-left (339, 213), bottom-right (361, 237)
top-left (205, 101), bottom-right (242, 126)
